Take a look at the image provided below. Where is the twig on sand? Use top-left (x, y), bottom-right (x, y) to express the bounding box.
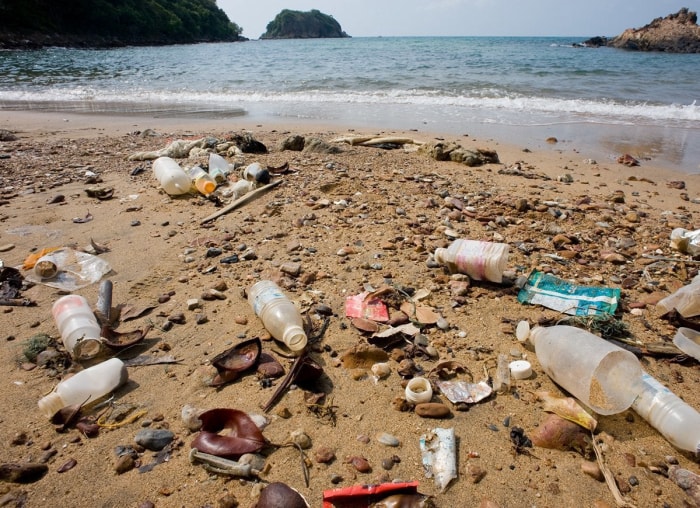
top-left (592, 433), bottom-right (637, 508)
top-left (200, 180), bottom-right (282, 224)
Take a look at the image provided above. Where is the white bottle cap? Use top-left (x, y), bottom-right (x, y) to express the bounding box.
top-left (405, 377), bottom-right (433, 404)
top-left (515, 321), bottom-right (531, 342)
top-left (509, 360), bottom-right (533, 380)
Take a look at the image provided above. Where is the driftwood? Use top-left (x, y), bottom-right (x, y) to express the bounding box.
top-left (332, 136), bottom-right (424, 146)
top-left (200, 180), bottom-right (282, 224)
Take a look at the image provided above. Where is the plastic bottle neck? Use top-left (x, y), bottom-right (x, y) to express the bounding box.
top-left (37, 392), bottom-right (64, 418)
top-left (283, 325), bottom-right (308, 353)
top-left (434, 248), bottom-right (447, 265)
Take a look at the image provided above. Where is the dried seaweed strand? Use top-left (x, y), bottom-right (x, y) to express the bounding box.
top-left (262, 352), bottom-right (307, 413)
top-left (592, 433), bottom-right (637, 508)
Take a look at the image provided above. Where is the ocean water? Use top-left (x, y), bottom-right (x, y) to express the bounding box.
top-left (1, 37), bottom-right (699, 171)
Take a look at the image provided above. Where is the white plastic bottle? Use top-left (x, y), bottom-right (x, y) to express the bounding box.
top-left (247, 280), bottom-right (307, 354)
top-left (529, 325), bottom-right (643, 415)
top-left (152, 157), bottom-right (191, 196)
top-left (37, 358), bottom-right (128, 418)
top-left (52, 295), bottom-right (103, 360)
top-left (208, 153), bottom-right (231, 183)
top-left (242, 162), bottom-right (271, 185)
top-left (433, 239), bottom-right (509, 283)
top-left (187, 166), bottom-right (216, 195)
top-left (632, 371), bottom-right (700, 454)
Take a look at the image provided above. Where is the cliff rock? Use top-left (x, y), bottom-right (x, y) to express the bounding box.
top-left (608, 8), bottom-right (700, 53)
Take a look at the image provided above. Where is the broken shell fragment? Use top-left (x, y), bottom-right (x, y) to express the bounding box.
top-left (371, 362), bottom-right (391, 381)
top-left (256, 481), bottom-right (310, 508)
top-left (209, 338), bottom-right (262, 387)
top-left (191, 408), bottom-right (267, 459)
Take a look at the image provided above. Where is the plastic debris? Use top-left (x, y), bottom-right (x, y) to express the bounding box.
top-left (436, 380), bottom-right (492, 405)
top-left (23, 247), bottom-right (112, 291)
top-left (420, 427), bottom-right (457, 493)
top-left (517, 270), bottom-right (620, 316)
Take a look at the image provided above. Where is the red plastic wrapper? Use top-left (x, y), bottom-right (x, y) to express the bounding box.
top-left (322, 481), bottom-right (421, 507)
top-left (345, 292), bottom-right (389, 322)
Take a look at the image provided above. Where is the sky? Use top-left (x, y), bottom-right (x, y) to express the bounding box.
top-left (217, 0), bottom-right (700, 39)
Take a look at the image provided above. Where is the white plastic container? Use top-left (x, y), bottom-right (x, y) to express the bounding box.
top-left (37, 358), bottom-right (128, 418)
top-left (52, 295), bottom-right (103, 360)
top-left (672, 327), bottom-right (700, 362)
top-left (232, 179), bottom-right (254, 199)
top-left (405, 377), bottom-right (433, 404)
top-left (433, 239), bottom-right (509, 283)
top-left (208, 153), bottom-right (231, 183)
top-left (242, 162), bottom-right (271, 184)
top-left (187, 166), bottom-right (216, 195)
top-left (33, 252), bottom-right (59, 279)
top-left (152, 157), bottom-right (191, 196)
top-left (248, 280), bottom-right (307, 354)
top-left (632, 371), bottom-right (700, 454)
top-left (656, 274), bottom-right (700, 318)
top-left (529, 325), bottom-right (643, 415)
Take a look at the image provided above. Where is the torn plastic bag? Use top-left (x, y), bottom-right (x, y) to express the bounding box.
top-left (23, 248), bottom-right (112, 291)
top-left (419, 427), bottom-right (457, 493)
top-left (657, 275), bottom-right (700, 318)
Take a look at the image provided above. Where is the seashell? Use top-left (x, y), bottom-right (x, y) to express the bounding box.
top-left (376, 432), bottom-right (400, 447)
top-left (351, 317), bottom-right (379, 333)
top-left (289, 429), bottom-right (312, 450)
top-left (530, 413), bottom-right (591, 454)
top-left (209, 337), bottom-right (262, 387)
top-left (256, 482), bottom-right (309, 508)
top-left (191, 408), bottom-right (267, 459)
top-left (404, 377), bottom-right (433, 404)
top-left (370, 362), bottom-right (391, 381)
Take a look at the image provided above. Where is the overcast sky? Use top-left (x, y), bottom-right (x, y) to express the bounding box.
top-left (217, 0), bottom-right (699, 39)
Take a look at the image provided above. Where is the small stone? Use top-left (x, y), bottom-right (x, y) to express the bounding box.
top-left (201, 289), bottom-right (226, 301)
top-left (289, 430), bottom-right (312, 450)
top-left (314, 446), bottom-right (335, 464)
top-left (581, 460), bottom-right (604, 482)
top-left (134, 429), bottom-right (174, 451)
top-left (415, 402), bottom-right (451, 418)
top-left (376, 432), bottom-right (400, 447)
top-left (330, 473), bottom-right (343, 484)
top-left (280, 262), bottom-right (301, 276)
top-left (276, 407), bottom-right (292, 419)
top-left (233, 315), bottom-right (248, 325)
top-left (114, 454), bottom-right (135, 475)
top-left (205, 247), bottom-right (222, 258)
top-left (186, 299), bottom-right (201, 310)
top-left (194, 313), bottom-right (208, 325)
top-left (216, 493), bottom-right (239, 508)
top-left (467, 463), bottom-right (486, 484)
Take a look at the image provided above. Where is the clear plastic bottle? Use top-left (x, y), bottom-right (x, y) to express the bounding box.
top-left (208, 153), bottom-right (231, 183)
top-left (529, 325), bottom-right (643, 415)
top-left (433, 239), bottom-right (509, 283)
top-left (242, 162), bottom-right (271, 185)
top-left (247, 280), bottom-right (307, 354)
top-left (37, 358), bottom-right (128, 418)
top-left (152, 157), bottom-right (191, 196)
top-left (52, 295), bottom-right (103, 360)
top-left (632, 371), bottom-right (700, 454)
top-left (187, 166), bottom-right (217, 195)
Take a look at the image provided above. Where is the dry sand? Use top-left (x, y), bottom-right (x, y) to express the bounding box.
top-left (1, 110), bottom-right (700, 508)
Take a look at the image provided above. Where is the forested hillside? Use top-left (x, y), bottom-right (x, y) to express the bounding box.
top-left (0, 0), bottom-right (244, 48)
top-left (261, 9), bottom-right (349, 39)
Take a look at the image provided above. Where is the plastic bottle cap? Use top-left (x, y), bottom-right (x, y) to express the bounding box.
top-left (509, 360), bottom-right (532, 380)
top-left (515, 321), bottom-right (531, 342)
top-left (433, 248), bottom-right (446, 265)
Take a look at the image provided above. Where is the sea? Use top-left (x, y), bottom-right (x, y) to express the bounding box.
top-left (1, 36), bottom-right (699, 172)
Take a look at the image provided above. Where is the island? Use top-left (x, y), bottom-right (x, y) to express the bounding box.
top-left (260, 9), bottom-right (350, 40)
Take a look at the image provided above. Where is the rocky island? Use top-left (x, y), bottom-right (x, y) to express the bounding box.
top-left (260, 9), bottom-right (349, 40)
top-left (583, 8), bottom-right (700, 53)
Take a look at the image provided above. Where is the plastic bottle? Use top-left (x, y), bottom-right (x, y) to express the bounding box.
top-left (152, 157), bottom-right (191, 196)
top-left (37, 358), bottom-right (128, 418)
top-left (187, 166), bottom-right (217, 195)
top-left (433, 239), bottom-right (509, 283)
top-left (528, 325), bottom-right (643, 415)
top-left (52, 295), bottom-right (103, 360)
top-left (232, 179), bottom-right (254, 199)
top-left (242, 162), bottom-right (271, 185)
top-left (208, 153), bottom-right (231, 183)
top-left (247, 280), bottom-right (307, 354)
top-left (632, 371), bottom-right (700, 454)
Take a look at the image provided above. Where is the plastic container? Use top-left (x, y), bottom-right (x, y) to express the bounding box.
top-left (247, 280), bottom-right (307, 354)
top-left (433, 239), bottom-right (509, 283)
top-left (529, 325), bottom-right (643, 415)
top-left (37, 358), bottom-right (128, 418)
top-left (51, 295), bottom-right (103, 360)
top-left (656, 274), bottom-right (700, 318)
top-left (187, 166), bottom-right (216, 195)
top-left (405, 377), bottom-right (433, 404)
top-left (242, 162), bottom-right (271, 185)
top-left (672, 327), bottom-right (700, 362)
top-left (34, 252), bottom-right (59, 279)
top-left (632, 371), bottom-right (700, 454)
top-left (208, 153), bottom-right (231, 183)
top-left (232, 179), bottom-right (254, 199)
top-left (152, 157), bottom-right (191, 196)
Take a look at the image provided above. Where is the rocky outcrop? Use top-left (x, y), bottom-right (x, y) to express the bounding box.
top-left (261, 9), bottom-right (349, 39)
top-left (608, 8), bottom-right (700, 53)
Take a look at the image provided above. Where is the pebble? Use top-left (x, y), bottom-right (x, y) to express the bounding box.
top-left (581, 460), bottom-right (604, 482)
top-left (289, 429), bottom-right (312, 449)
top-left (415, 402), bottom-right (451, 418)
top-left (314, 446), bottom-right (336, 463)
top-left (376, 432), bottom-right (400, 447)
top-left (134, 429), bottom-right (174, 451)
top-left (114, 454), bottom-right (135, 475)
top-left (0, 244), bottom-right (15, 252)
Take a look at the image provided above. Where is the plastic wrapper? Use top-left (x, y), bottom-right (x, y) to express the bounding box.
top-left (670, 228), bottom-right (700, 256)
top-left (436, 380), bottom-right (492, 405)
top-left (24, 248), bottom-right (112, 291)
top-left (419, 427), bottom-right (457, 493)
top-left (657, 275), bottom-right (700, 318)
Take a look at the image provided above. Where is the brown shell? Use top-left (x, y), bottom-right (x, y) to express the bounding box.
top-left (209, 338), bottom-right (262, 386)
top-left (190, 408), bottom-right (267, 459)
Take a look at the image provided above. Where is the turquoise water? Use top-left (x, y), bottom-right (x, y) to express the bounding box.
top-left (1, 37), bottom-right (699, 170)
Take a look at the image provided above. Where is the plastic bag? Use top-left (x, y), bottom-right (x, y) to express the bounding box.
top-left (670, 228), bottom-right (700, 256)
top-left (23, 248), bottom-right (112, 291)
top-left (657, 275), bottom-right (700, 318)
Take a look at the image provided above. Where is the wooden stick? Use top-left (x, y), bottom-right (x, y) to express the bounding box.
top-left (200, 180), bottom-right (282, 224)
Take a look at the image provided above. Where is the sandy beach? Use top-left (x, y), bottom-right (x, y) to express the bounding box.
top-left (1, 109), bottom-right (700, 508)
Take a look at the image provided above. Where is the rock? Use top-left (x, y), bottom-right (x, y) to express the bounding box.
top-left (114, 454), bottom-right (135, 474)
top-left (0, 462), bottom-right (48, 483)
top-left (608, 9), bottom-right (700, 53)
top-left (415, 402), bottom-right (452, 418)
top-left (134, 429), bottom-right (174, 451)
top-left (279, 135), bottom-right (306, 151)
top-left (314, 446), bottom-right (335, 463)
